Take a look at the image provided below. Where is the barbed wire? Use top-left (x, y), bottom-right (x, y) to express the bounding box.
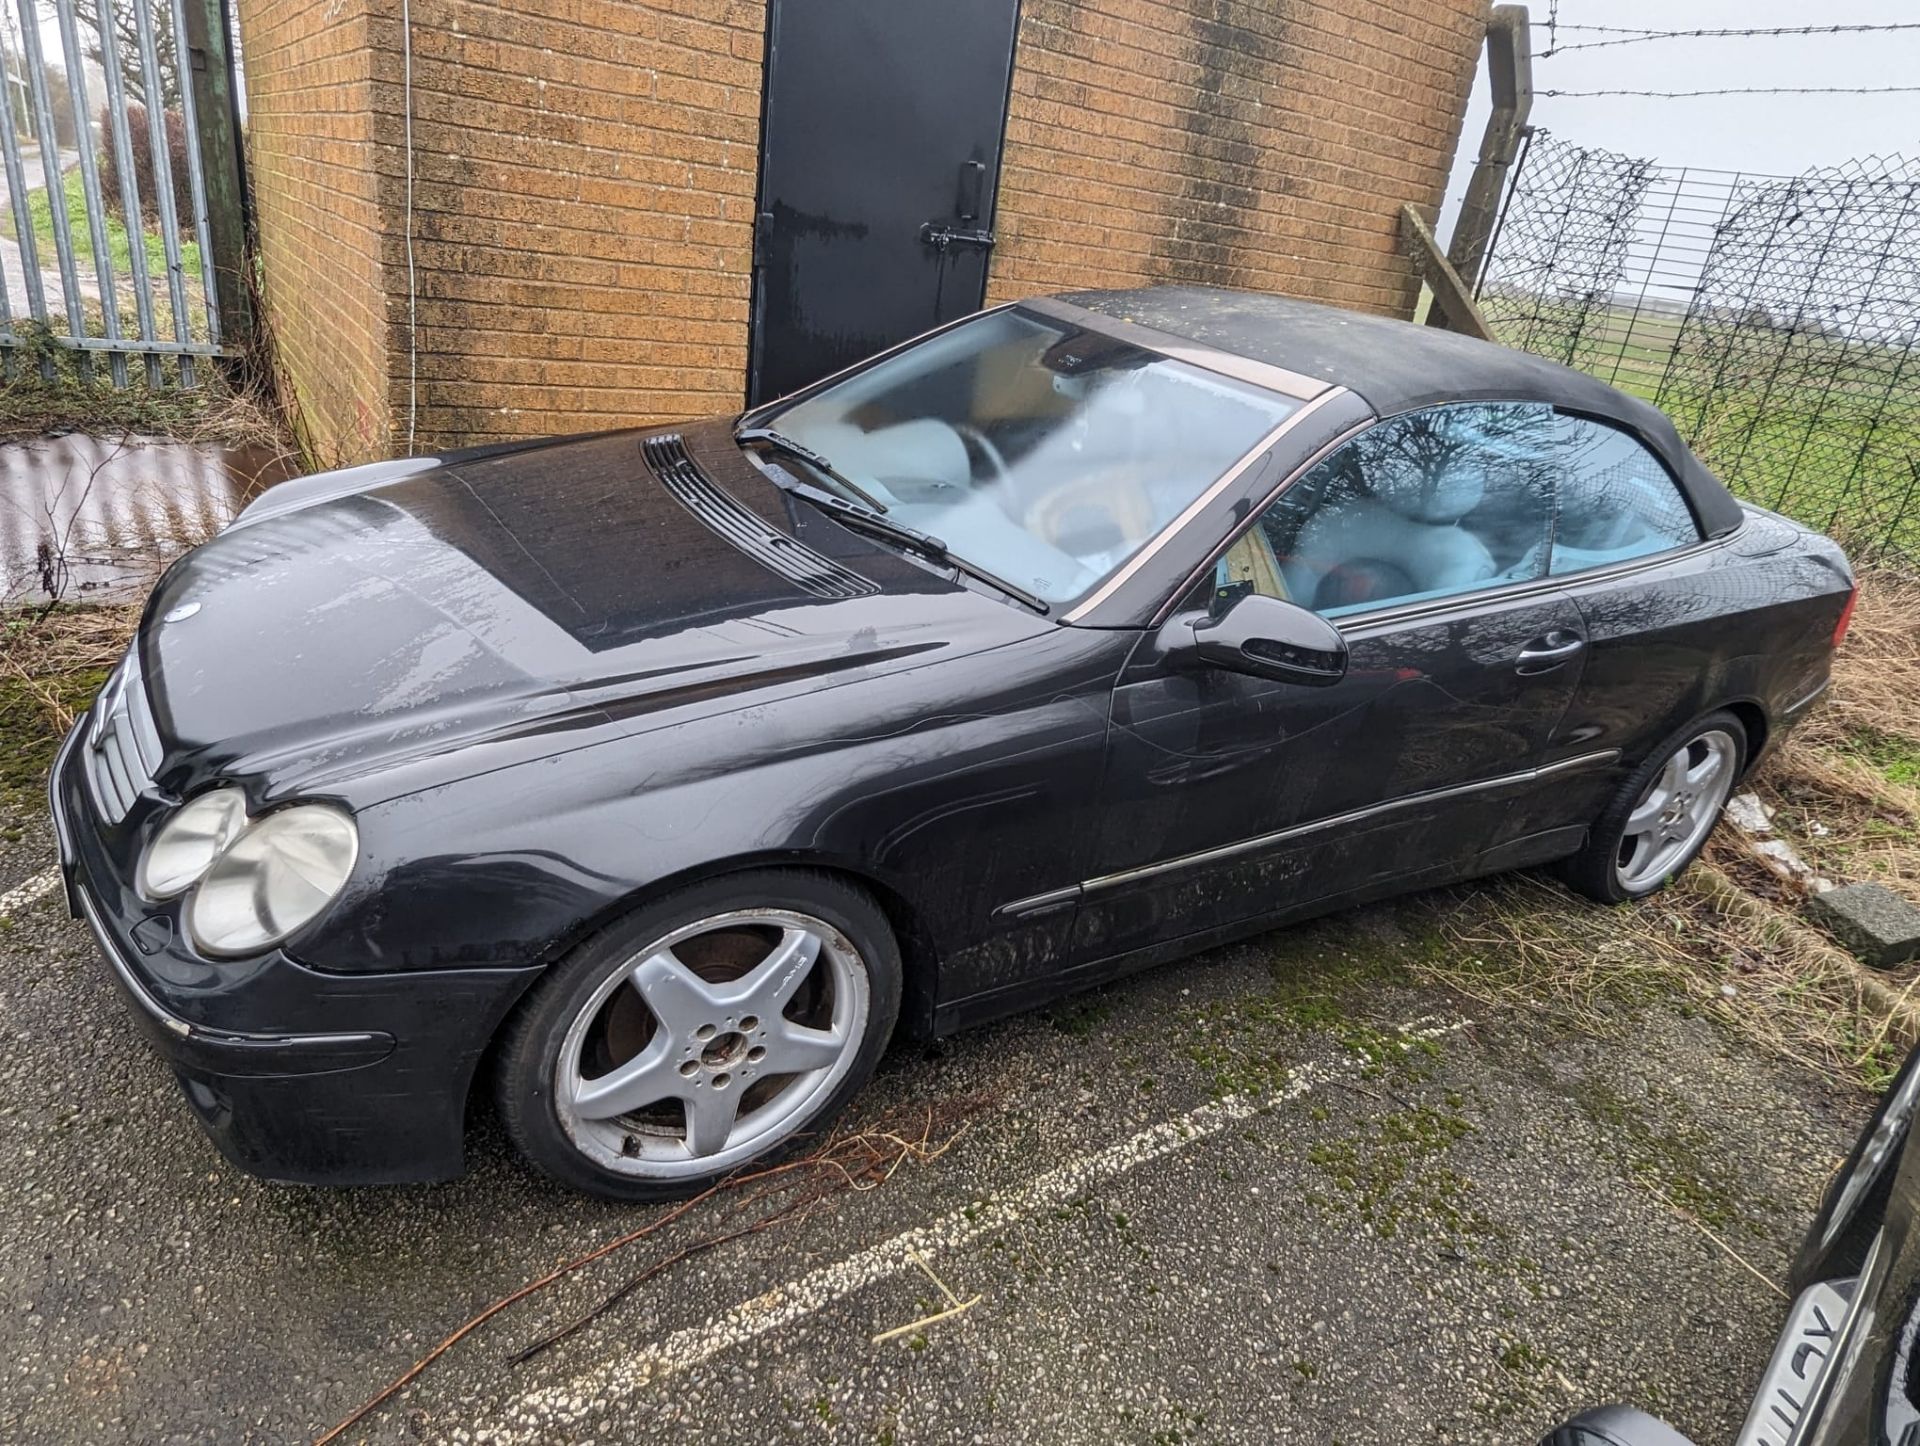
top-left (1539, 22), bottom-right (1920, 57)
top-left (1540, 85), bottom-right (1920, 99)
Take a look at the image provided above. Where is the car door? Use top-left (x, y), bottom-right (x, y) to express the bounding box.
top-left (1502, 410), bottom-right (1737, 842)
top-left (1074, 402), bottom-right (1599, 969)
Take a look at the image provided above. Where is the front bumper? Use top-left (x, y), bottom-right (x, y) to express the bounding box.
top-left (49, 720), bottom-right (540, 1185)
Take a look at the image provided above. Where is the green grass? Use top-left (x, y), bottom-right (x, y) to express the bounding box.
top-left (3, 166), bottom-right (203, 309)
top-left (0, 665), bottom-right (106, 811)
top-left (1306, 1098), bottom-right (1487, 1242)
top-left (1847, 726), bottom-right (1920, 790)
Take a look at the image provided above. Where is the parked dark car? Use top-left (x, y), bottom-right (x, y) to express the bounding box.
top-left (1543, 1044), bottom-right (1920, 1446)
top-left (50, 287), bottom-right (1855, 1199)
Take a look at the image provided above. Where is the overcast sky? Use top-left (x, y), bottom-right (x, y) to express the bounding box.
top-left (1446, 0), bottom-right (1920, 208)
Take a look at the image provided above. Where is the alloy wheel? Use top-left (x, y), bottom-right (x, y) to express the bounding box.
top-left (1614, 728), bottom-right (1739, 893)
top-left (553, 908), bottom-right (870, 1179)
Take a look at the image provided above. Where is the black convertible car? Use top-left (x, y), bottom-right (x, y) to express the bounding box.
top-left (51, 287), bottom-right (1854, 1199)
top-left (1544, 1044), bottom-right (1920, 1446)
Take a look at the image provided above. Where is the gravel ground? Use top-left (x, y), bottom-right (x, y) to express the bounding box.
top-left (0, 795), bottom-right (1869, 1446)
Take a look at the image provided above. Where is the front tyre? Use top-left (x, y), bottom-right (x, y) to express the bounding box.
top-left (495, 870), bottom-right (901, 1202)
top-left (1558, 711), bottom-right (1747, 904)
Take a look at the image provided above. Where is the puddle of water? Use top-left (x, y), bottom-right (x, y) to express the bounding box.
top-left (0, 434), bottom-right (300, 604)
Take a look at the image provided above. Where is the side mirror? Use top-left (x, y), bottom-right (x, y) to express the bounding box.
top-left (1537, 1406), bottom-right (1699, 1446)
top-left (1161, 593), bottom-right (1348, 687)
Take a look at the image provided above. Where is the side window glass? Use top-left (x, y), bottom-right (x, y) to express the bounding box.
top-left (1213, 403), bottom-right (1558, 617)
top-left (1546, 415), bottom-right (1700, 575)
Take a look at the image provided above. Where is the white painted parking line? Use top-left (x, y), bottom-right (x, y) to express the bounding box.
top-left (0, 865), bottom-right (59, 920)
top-left (482, 1015), bottom-right (1469, 1442)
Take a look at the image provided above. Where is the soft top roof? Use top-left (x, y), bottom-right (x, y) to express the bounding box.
top-left (1057, 284), bottom-right (1745, 538)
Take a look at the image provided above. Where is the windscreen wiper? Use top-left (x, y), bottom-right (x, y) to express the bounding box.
top-left (733, 426), bottom-right (891, 513)
top-left (772, 473), bottom-right (1049, 614)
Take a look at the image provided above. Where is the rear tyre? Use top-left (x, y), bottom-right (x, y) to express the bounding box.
top-left (1557, 711), bottom-right (1747, 904)
top-left (494, 870), bottom-right (901, 1202)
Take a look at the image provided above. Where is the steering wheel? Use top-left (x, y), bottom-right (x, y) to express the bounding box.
top-left (950, 422), bottom-right (1013, 488)
top-left (1022, 464), bottom-right (1160, 555)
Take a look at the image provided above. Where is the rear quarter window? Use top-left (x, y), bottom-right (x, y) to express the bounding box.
top-left (1548, 414), bottom-right (1701, 575)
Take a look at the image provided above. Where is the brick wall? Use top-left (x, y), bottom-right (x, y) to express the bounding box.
top-left (239, 0), bottom-right (396, 464)
top-left (240, 0), bottom-right (765, 460)
top-left (238, 0), bottom-right (1486, 461)
top-left (988, 0), bottom-right (1489, 316)
top-left (382, 0), bottom-right (765, 451)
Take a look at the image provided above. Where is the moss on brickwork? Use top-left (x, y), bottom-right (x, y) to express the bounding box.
top-left (242, 0), bottom-right (1486, 459)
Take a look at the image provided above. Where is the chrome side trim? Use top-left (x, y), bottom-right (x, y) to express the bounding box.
top-left (1019, 297), bottom-right (1332, 400)
top-left (1077, 749), bottom-right (1621, 895)
top-left (1061, 386), bottom-right (1353, 624)
top-left (1783, 678), bottom-right (1831, 719)
top-left (990, 885), bottom-right (1081, 923)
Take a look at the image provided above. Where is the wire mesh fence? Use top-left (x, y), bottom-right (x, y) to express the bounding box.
top-left (1478, 129), bottom-right (1920, 566)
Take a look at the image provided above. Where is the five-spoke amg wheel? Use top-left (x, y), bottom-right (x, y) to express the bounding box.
top-left (1559, 710), bottom-right (1747, 904)
top-left (496, 871), bottom-right (900, 1201)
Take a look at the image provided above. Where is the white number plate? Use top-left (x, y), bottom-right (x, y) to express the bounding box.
top-left (1734, 1280), bottom-right (1852, 1446)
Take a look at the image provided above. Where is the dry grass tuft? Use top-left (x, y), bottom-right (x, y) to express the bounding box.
top-left (1800, 567), bottom-right (1920, 755)
top-left (0, 367), bottom-right (293, 455)
top-left (1743, 567), bottom-right (1920, 900)
top-left (0, 603), bottom-right (139, 807)
top-left (1418, 862), bottom-right (1917, 1090)
top-left (0, 605), bottom-right (138, 724)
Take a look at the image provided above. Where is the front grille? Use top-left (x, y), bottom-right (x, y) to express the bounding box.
top-left (642, 434), bottom-right (878, 601)
top-left (82, 647), bottom-right (161, 823)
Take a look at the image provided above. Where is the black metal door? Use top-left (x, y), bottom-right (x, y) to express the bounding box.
top-left (747, 0), bottom-right (1021, 406)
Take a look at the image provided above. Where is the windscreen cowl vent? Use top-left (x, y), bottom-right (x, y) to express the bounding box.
top-left (642, 435), bottom-right (879, 601)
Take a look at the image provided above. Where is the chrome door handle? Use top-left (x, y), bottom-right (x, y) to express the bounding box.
top-left (1515, 632), bottom-right (1586, 675)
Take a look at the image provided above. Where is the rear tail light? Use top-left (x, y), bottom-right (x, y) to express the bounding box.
top-left (1834, 584), bottom-right (1859, 646)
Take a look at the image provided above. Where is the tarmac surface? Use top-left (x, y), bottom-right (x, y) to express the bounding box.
top-left (0, 791), bottom-right (1867, 1446)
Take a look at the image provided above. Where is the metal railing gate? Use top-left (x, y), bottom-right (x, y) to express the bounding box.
top-left (0, 0), bottom-right (246, 386)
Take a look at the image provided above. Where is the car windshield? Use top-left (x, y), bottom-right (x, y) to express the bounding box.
top-left (755, 307), bottom-right (1302, 605)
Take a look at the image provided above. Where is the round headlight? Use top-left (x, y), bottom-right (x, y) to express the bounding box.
top-left (138, 787), bottom-right (250, 899)
top-left (187, 805), bottom-right (358, 957)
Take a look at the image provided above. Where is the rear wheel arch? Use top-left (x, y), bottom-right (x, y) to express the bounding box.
top-left (1721, 698), bottom-right (1770, 776)
top-left (1557, 706), bottom-right (1749, 903)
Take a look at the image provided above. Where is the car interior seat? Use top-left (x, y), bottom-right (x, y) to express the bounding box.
top-left (1281, 461), bottom-right (1499, 611)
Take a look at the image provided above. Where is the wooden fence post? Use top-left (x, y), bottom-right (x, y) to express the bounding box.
top-left (1401, 205), bottom-right (1497, 343)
